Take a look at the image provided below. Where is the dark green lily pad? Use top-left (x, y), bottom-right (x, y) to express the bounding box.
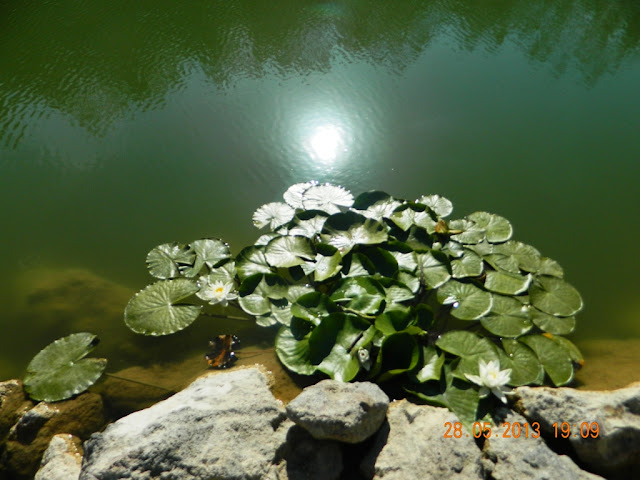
top-left (275, 326), bottom-right (316, 375)
top-left (416, 251), bottom-right (451, 288)
top-left (484, 271), bottom-right (532, 295)
top-left (451, 249), bottom-right (483, 278)
top-left (235, 246), bottom-right (273, 280)
top-left (24, 333), bottom-right (107, 402)
top-left (417, 194), bottom-right (453, 218)
top-left (519, 335), bottom-right (574, 386)
top-left (125, 279), bottom-right (201, 335)
top-left (493, 241), bottom-right (541, 273)
top-left (146, 243), bottom-right (194, 279)
top-left (467, 212), bottom-right (513, 243)
top-left (529, 276), bottom-right (583, 317)
top-left (529, 308), bottom-right (576, 335)
top-left (498, 339), bottom-right (544, 386)
top-left (437, 281), bottom-right (493, 320)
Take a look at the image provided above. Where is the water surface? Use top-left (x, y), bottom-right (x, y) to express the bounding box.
top-left (1, 0), bottom-right (639, 386)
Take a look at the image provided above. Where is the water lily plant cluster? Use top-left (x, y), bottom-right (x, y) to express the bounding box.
top-left (117, 182), bottom-right (584, 424)
top-left (23, 182), bottom-right (584, 425)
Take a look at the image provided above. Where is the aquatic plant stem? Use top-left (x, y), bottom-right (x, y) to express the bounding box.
top-left (201, 312), bottom-right (252, 321)
top-left (104, 373), bottom-right (176, 392)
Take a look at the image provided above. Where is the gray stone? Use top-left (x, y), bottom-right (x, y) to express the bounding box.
top-left (286, 380), bottom-right (389, 444)
top-left (482, 408), bottom-right (604, 479)
top-left (35, 434), bottom-right (83, 480)
top-left (79, 367), bottom-right (342, 480)
top-left (361, 400), bottom-right (484, 480)
top-left (514, 383), bottom-right (640, 477)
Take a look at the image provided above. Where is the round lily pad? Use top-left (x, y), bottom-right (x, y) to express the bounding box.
top-left (529, 276), bottom-right (583, 317)
top-left (467, 212), bottom-right (513, 243)
top-left (124, 279), bottom-right (201, 335)
top-left (437, 281), bottom-right (493, 320)
top-left (24, 333), bottom-right (107, 402)
top-left (146, 243), bottom-right (194, 279)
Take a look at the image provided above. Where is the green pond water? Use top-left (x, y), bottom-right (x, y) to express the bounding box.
top-left (1, 0), bottom-right (639, 390)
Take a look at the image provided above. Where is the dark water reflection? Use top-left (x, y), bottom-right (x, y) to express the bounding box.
top-left (1, 0), bottom-right (639, 382)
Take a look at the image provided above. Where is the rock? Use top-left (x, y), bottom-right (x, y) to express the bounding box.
top-left (482, 407), bottom-right (604, 479)
top-left (275, 423), bottom-right (343, 480)
top-left (1, 392), bottom-right (105, 479)
top-left (514, 383), bottom-right (640, 477)
top-left (361, 400), bottom-right (484, 480)
top-left (286, 380), bottom-right (389, 444)
top-left (34, 434), bottom-right (83, 480)
top-left (80, 367), bottom-right (341, 480)
top-left (0, 380), bottom-right (33, 441)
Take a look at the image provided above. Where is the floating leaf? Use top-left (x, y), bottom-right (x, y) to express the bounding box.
top-left (436, 331), bottom-right (499, 379)
top-left (235, 246), bottom-right (273, 280)
top-left (302, 184), bottom-right (354, 214)
top-left (417, 194), bottom-right (453, 218)
top-left (146, 243), bottom-right (194, 279)
top-left (311, 246), bottom-right (343, 282)
top-left (275, 326), bottom-right (316, 375)
top-left (253, 202), bottom-right (295, 230)
top-left (24, 333), bottom-right (107, 402)
top-left (437, 281), bottom-right (493, 320)
top-left (352, 190), bottom-right (391, 210)
top-left (467, 212), bottom-right (513, 243)
top-left (529, 276), bottom-right (583, 317)
top-left (529, 308), bottom-right (576, 335)
top-left (312, 314), bottom-right (369, 382)
top-left (451, 250), bottom-right (483, 278)
top-left (416, 251), bottom-right (451, 288)
top-left (546, 335), bottom-right (584, 365)
top-left (377, 278), bottom-right (414, 304)
top-left (283, 182), bottom-right (315, 208)
top-left (288, 211), bottom-right (329, 238)
top-left (519, 335), bottom-right (573, 386)
top-left (449, 219), bottom-right (486, 244)
top-left (321, 212), bottom-right (388, 254)
top-left (484, 254), bottom-right (520, 274)
top-left (481, 315), bottom-right (532, 337)
top-left (265, 235), bottom-right (314, 268)
top-left (493, 241), bottom-right (541, 273)
top-left (125, 279), bottom-right (201, 335)
top-left (538, 257), bottom-right (564, 278)
top-left (412, 346), bottom-right (445, 383)
top-left (330, 277), bottom-right (386, 315)
top-left (484, 271), bottom-right (532, 295)
top-left (499, 339), bottom-right (544, 386)
top-left (190, 238), bottom-right (231, 269)
top-left (291, 292), bottom-right (338, 326)
top-left (205, 261), bottom-right (237, 284)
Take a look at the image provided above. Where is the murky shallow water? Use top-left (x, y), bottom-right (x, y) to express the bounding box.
top-left (1, 1), bottom-right (639, 390)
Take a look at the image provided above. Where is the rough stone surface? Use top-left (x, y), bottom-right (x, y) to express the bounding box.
top-left (34, 433), bottom-right (83, 480)
top-left (80, 367), bottom-right (342, 480)
top-left (360, 400), bottom-right (484, 480)
top-left (0, 380), bottom-right (33, 441)
top-left (514, 383), bottom-right (640, 477)
top-left (286, 380), bottom-right (389, 444)
top-left (482, 407), bottom-right (604, 479)
top-left (1, 392), bottom-right (104, 479)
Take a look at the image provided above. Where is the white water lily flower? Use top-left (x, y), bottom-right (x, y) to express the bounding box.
top-left (283, 181), bottom-right (316, 208)
top-left (252, 202), bottom-right (295, 230)
top-left (302, 184), bottom-right (354, 214)
top-left (464, 359), bottom-right (513, 404)
top-left (197, 277), bottom-right (238, 307)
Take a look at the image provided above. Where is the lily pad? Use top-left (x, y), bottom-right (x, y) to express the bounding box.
top-left (480, 315), bottom-right (532, 337)
top-left (187, 238), bottom-right (231, 273)
top-left (529, 308), bottom-right (576, 335)
top-left (24, 333), bottom-right (107, 402)
top-left (484, 271), bottom-right (532, 295)
top-left (538, 257), bottom-right (564, 278)
top-left (265, 235), bottom-right (314, 268)
top-left (416, 251), bottom-right (451, 288)
top-left (493, 241), bottom-right (541, 273)
top-left (235, 246), bottom-right (273, 280)
top-left (451, 250), bottom-right (483, 278)
top-left (435, 331), bottom-right (499, 378)
top-left (529, 276), bottom-right (583, 317)
top-left (412, 346), bottom-right (445, 383)
top-left (146, 243), bottom-right (194, 279)
top-left (125, 279), bottom-right (201, 335)
top-left (467, 212), bottom-right (513, 243)
top-left (321, 212), bottom-right (388, 254)
top-left (437, 281), bottom-right (493, 320)
top-left (519, 335), bottom-right (574, 386)
top-left (275, 326), bottom-right (317, 375)
top-left (449, 219), bottom-right (486, 244)
top-left (374, 332), bottom-right (420, 381)
top-left (417, 194), bottom-right (453, 218)
top-left (498, 339), bottom-right (544, 386)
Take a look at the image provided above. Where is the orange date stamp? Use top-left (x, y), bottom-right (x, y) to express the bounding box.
top-left (444, 421), bottom-right (600, 439)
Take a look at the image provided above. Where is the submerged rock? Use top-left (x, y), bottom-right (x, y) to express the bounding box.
top-left (360, 400), bottom-right (484, 480)
top-left (1, 392), bottom-right (104, 479)
top-left (514, 382), bottom-right (640, 478)
top-left (286, 380), bottom-right (389, 443)
top-left (482, 408), bottom-right (604, 479)
top-left (0, 380), bottom-right (33, 441)
top-left (34, 434), bottom-right (83, 480)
